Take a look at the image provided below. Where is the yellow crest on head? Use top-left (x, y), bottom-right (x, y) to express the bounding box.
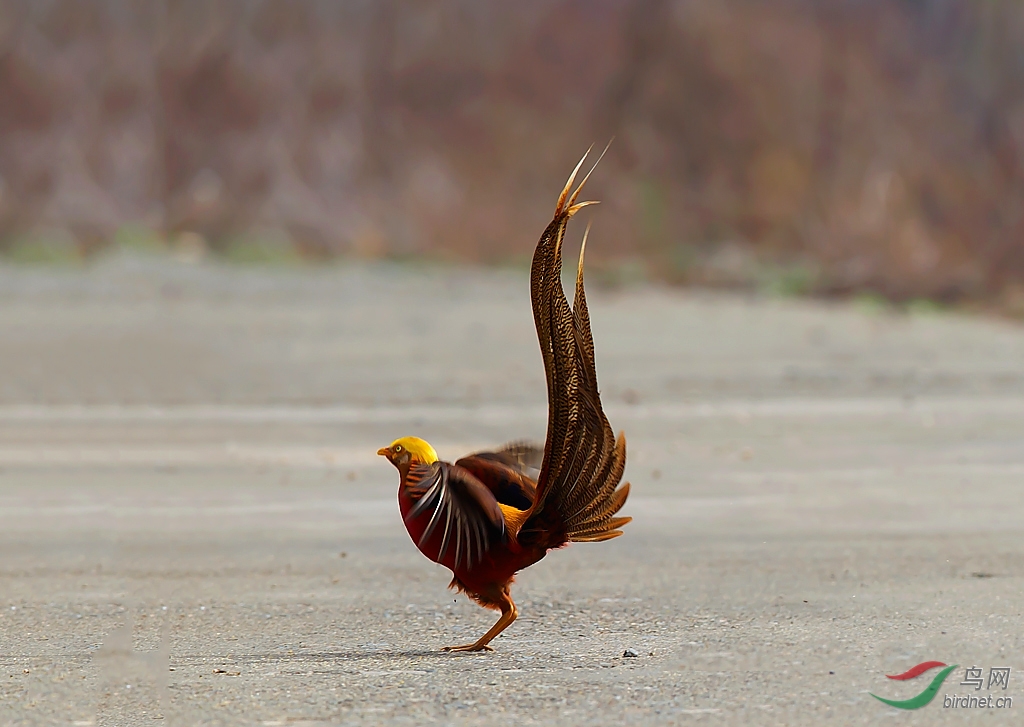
top-left (390, 436), bottom-right (438, 464)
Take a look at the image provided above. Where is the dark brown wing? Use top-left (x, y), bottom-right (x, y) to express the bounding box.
top-left (404, 461), bottom-right (506, 569)
top-left (455, 449), bottom-right (539, 510)
top-left (519, 149), bottom-right (631, 549)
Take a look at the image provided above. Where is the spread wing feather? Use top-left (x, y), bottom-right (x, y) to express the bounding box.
top-left (405, 462), bottom-right (506, 568)
top-left (520, 147), bottom-right (631, 548)
top-left (488, 441), bottom-right (545, 479)
top-left (454, 450), bottom-right (538, 510)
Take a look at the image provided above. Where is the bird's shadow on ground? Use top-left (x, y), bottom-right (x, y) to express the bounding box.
top-left (175, 648), bottom-right (490, 667)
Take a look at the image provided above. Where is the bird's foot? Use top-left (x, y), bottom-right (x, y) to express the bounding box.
top-left (442, 642), bottom-right (494, 653)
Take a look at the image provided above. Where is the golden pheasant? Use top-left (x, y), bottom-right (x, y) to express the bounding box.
top-left (378, 148), bottom-right (630, 652)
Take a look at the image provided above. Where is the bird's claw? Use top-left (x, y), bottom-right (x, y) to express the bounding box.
top-left (442, 643), bottom-right (494, 653)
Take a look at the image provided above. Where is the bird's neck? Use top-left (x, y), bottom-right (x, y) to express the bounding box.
top-left (396, 458), bottom-right (430, 485)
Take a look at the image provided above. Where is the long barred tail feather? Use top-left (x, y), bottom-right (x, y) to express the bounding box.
top-left (521, 145), bottom-right (632, 549)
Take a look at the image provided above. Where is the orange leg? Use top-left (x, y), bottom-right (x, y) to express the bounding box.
top-left (443, 589), bottom-right (518, 653)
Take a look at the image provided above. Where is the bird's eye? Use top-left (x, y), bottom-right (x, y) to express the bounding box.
top-left (394, 445), bottom-right (403, 453)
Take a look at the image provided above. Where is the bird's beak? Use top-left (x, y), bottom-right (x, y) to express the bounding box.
top-left (376, 447), bottom-right (390, 457)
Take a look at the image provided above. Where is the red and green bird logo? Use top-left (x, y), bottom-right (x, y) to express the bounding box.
top-left (871, 661), bottom-right (958, 710)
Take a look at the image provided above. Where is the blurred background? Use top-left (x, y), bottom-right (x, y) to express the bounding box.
top-left (1, 0), bottom-right (1024, 308)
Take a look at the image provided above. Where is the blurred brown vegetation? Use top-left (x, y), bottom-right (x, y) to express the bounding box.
top-left (1, 0), bottom-right (1024, 306)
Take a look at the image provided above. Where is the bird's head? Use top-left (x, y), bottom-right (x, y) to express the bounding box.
top-left (377, 436), bottom-right (438, 476)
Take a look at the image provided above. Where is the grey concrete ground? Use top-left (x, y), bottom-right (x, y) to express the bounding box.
top-left (1, 255), bottom-right (1023, 725)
